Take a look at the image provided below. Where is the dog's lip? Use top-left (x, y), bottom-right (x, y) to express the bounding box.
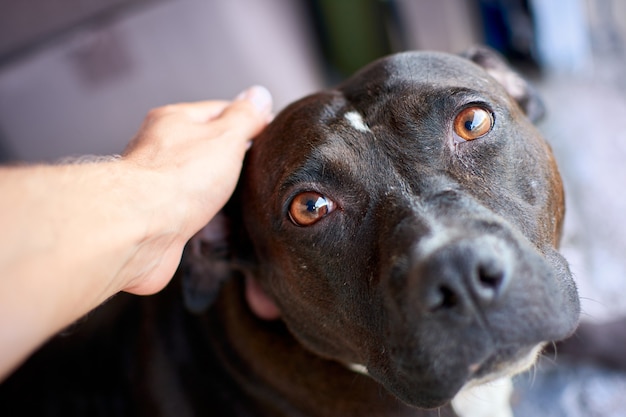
top-left (384, 342), bottom-right (541, 394)
top-left (362, 342), bottom-right (542, 408)
top-left (468, 362), bottom-right (482, 374)
top-left (465, 342), bottom-right (544, 386)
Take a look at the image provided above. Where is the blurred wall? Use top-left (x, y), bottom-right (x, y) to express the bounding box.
top-left (0, 0), bottom-right (324, 162)
top-left (1, 0), bottom-right (624, 163)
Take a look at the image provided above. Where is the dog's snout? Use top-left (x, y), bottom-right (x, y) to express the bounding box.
top-left (414, 237), bottom-right (512, 315)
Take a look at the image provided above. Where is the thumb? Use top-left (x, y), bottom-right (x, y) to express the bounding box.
top-left (215, 86), bottom-right (274, 142)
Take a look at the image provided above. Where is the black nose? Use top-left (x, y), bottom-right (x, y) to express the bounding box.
top-left (412, 237), bottom-right (512, 315)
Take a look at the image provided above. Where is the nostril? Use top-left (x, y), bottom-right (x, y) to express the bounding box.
top-left (474, 261), bottom-right (508, 303)
top-left (429, 285), bottom-right (459, 312)
top-left (478, 264), bottom-right (504, 290)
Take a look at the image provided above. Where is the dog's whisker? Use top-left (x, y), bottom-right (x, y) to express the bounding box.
top-left (529, 360), bottom-right (539, 388)
top-left (550, 341), bottom-right (559, 361)
top-left (578, 296), bottom-right (606, 307)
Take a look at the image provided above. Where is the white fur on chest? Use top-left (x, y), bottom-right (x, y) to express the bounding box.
top-left (451, 377), bottom-right (514, 417)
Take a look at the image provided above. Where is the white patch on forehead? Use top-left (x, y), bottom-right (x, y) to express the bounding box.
top-left (344, 110), bottom-right (371, 132)
top-left (346, 363), bottom-right (369, 375)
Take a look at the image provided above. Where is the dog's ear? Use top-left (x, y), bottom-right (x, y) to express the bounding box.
top-left (180, 205), bottom-right (281, 320)
top-left (180, 211), bottom-right (235, 313)
top-left (461, 46), bottom-right (545, 123)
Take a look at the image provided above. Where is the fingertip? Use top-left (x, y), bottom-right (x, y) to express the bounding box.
top-left (212, 86), bottom-right (273, 143)
top-left (235, 85), bottom-right (273, 117)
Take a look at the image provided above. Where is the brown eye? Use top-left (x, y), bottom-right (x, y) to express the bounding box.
top-left (453, 106), bottom-right (494, 141)
top-left (288, 192), bottom-right (335, 226)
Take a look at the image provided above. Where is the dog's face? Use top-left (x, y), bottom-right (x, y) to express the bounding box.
top-left (192, 49), bottom-right (580, 409)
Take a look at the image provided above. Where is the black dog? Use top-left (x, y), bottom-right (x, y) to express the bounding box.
top-left (0, 47), bottom-right (580, 417)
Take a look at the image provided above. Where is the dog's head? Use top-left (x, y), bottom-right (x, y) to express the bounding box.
top-left (184, 48), bottom-right (580, 409)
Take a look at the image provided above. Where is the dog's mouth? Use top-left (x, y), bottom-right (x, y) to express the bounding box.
top-left (462, 342), bottom-right (544, 388)
top-left (360, 340), bottom-right (543, 409)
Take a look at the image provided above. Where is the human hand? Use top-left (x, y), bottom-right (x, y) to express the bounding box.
top-left (0, 87), bottom-right (272, 378)
top-left (120, 86), bottom-right (273, 295)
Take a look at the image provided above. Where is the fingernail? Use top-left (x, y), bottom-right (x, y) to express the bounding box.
top-left (236, 85), bottom-right (273, 114)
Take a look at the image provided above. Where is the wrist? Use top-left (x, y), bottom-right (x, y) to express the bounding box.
top-left (112, 159), bottom-right (194, 295)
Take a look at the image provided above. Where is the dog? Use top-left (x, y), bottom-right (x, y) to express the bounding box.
top-left (0, 47), bottom-right (580, 417)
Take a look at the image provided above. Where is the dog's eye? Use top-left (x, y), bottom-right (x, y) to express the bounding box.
top-left (288, 192), bottom-right (335, 226)
top-left (453, 106), bottom-right (494, 141)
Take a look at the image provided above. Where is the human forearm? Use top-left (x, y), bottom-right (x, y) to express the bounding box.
top-left (0, 160), bottom-right (183, 378)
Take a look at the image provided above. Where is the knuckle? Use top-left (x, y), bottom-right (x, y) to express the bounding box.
top-left (148, 106), bottom-right (166, 116)
top-left (147, 104), bottom-right (178, 120)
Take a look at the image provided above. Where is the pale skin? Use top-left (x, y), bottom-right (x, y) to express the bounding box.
top-left (0, 85), bottom-right (273, 381)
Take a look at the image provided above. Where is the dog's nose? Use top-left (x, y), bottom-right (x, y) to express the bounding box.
top-left (413, 237), bottom-right (512, 315)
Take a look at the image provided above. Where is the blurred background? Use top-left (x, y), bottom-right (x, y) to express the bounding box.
top-left (1, 0), bottom-right (625, 415)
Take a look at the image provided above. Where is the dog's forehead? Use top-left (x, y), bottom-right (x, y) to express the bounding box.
top-left (341, 51), bottom-right (502, 99)
top-left (249, 50), bottom-right (526, 197)
top-left (271, 53), bottom-right (500, 172)
top-left (257, 51), bottom-right (504, 155)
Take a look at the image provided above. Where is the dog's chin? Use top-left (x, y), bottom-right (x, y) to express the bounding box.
top-left (365, 343), bottom-right (543, 410)
top-left (382, 372), bottom-right (464, 409)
